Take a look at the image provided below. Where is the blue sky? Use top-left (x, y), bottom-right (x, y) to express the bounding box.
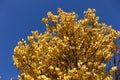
top-left (0, 0), bottom-right (120, 79)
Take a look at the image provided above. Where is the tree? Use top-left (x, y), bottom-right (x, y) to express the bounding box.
top-left (13, 8), bottom-right (120, 80)
top-left (113, 46), bottom-right (120, 80)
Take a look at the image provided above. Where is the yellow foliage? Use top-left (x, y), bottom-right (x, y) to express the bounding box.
top-left (13, 8), bottom-right (120, 80)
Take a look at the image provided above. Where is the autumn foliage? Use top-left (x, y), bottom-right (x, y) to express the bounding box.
top-left (13, 8), bottom-right (120, 80)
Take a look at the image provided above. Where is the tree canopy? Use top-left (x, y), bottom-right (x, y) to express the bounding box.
top-left (13, 8), bottom-right (120, 80)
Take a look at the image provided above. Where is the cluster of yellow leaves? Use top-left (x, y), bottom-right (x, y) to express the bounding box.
top-left (13, 8), bottom-right (120, 80)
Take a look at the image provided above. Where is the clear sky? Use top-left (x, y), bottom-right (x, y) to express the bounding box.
top-left (0, 0), bottom-right (120, 79)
